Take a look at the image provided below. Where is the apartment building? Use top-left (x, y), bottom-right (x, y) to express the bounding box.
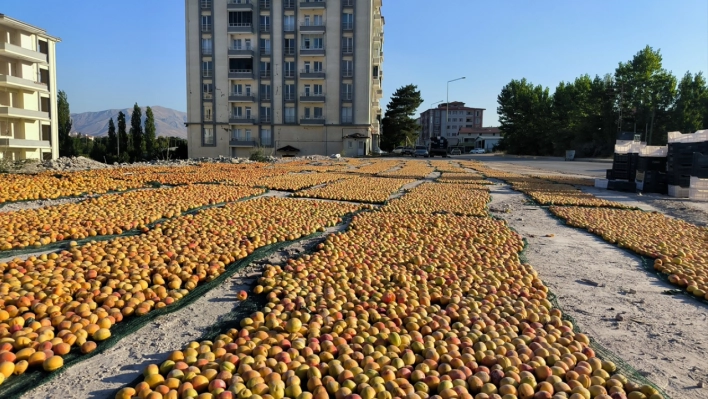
top-left (185, 0), bottom-right (384, 158)
top-left (0, 14), bottom-right (60, 161)
top-left (418, 102), bottom-right (484, 146)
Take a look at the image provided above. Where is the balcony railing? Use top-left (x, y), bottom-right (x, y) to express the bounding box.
top-left (284, 116), bottom-right (297, 124)
top-left (202, 69), bottom-right (213, 78)
top-left (260, 116), bottom-right (271, 123)
top-left (284, 93), bottom-right (296, 101)
top-left (260, 137), bottom-right (273, 147)
top-left (229, 138), bottom-right (257, 147)
top-left (300, 93), bottom-right (325, 102)
top-left (341, 93), bottom-right (352, 101)
top-left (203, 92), bottom-right (214, 100)
top-left (284, 70), bottom-right (296, 78)
top-left (300, 69), bottom-right (325, 79)
top-left (300, 117), bottom-right (325, 125)
top-left (259, 0), bottom-right (271, 9)
top-left (300, 22), bottom-right (325, 32)
top-left (300, 1), bottom-right (326, 9)
top-left (228, 46), bottom-right (254, 57)
top-left (229, 115), bottom-right (256, 124)
top-left (201, 24), bottom-right (212, 32)
top-left (260, 47), bottom-right (271, 55)
top-left (284, 47), bottom-right (295, 56)
top-left (260, 70), bottom-right (272, 78)
top-left (229, 69), bottom-right (254, 79)
top-left (229, 93), bottom-right (256, 102)
top-left (342, 69), bottom-right (353, 77)
top-left (227, 0), bottom-right (252, 10)
top-left (202, 47), bottom-right (213, 55)
top-left (260, 25), bottom-right (271, 33)
top-left (301, 47), bottom-right (325, 56)
top-left (284, 0), bottom-right (295, 9)
top-left (228, 23), bottom-right (253, 33)
top-left (201, 0), bottom-right (212, 9)
top-left (343, 22), bottom-right (353, 30)
top-left (260, 94), bottom-right (271, 101)
top-left (284, 24), bottom-right (295, 32)
top-left (342, 46), bottom-right (353, 54)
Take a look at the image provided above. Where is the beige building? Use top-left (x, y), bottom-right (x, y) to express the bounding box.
top-left (0, 14), bottom-right (60, 160)
top-left (185, 0), bottom-right (384, 158)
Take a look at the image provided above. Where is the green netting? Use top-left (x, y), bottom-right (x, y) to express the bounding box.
top-left (0, 190), bottom-right (267, 259)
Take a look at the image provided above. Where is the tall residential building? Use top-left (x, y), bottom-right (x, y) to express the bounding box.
top-left (418, 102), bottom-right (484, 145)
top-left (185, 0), bottom-right (384, 158)
top-left (0, 14), bottom-right (60, 161)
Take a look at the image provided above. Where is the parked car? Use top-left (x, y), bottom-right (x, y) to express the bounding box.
top-left (413, 146), bottom-right (429, 158)
top-left (392, 146), bottom-right (404, 154)
top-left (402, 147), bottom-right (414, 156)
top-left (450, 148), bottom-right (462, 155)
top-left (469, 148), bottom-right (486, 154)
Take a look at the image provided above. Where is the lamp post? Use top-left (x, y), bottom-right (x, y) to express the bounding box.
top-left (427, 100), bottom-right (443, 145)
top-left (445, 77), bottom-right (466, 138)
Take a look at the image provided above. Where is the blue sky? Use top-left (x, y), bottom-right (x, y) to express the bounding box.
top-left (3, 0), bottom-right (707, 126)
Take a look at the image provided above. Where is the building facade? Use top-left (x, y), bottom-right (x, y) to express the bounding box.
top-left (454, 127), bottom-right (502, 152)
top-left (418, 102), bottom-right (484, 146)
top-left (185, 0), bottom-right (384, 158)
top-left (0, 14), bottom-right (60, 161)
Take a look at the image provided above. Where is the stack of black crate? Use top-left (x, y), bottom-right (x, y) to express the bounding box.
top-left (635, 156), bottom-right (668, 194)
top-left (607, 152), bottom-right (639, 181)
top-left (667, 142), bottom-right (708, 188)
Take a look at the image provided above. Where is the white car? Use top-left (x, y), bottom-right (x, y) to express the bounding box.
top-left (469, 148), bottom-right (486, 154)
top-left (450, 148), bottom-right (462, 155)
top-left (392, 146), bottom-right (404, 154)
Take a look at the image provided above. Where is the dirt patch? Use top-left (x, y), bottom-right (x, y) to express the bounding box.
top-left (0, 196), bottom-right (87, 213)
top-left (488, 184), bottom-right (708, 399)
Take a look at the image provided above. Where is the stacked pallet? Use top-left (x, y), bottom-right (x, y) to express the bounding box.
top-left (635, 145), bottom-right (668, 194)
top-left (667, 131), bottom-right (708, 197)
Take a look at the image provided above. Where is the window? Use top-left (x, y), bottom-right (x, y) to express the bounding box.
top-left (203, 128), bottom-right (214, 145)
top-left (260, 84), bottom-right (271, 100)
top-left (202, 38), bottom-right (213, 55)
top-left (302, 35), bottom-right (323, 49)
top-left (202, 61), bottom-right (213, 77)
top-left (232, 106), bottom-right (243, 117)
top-left (284, 15), bottom-right (295, 31)
top-left (260, 39), bottom-right (271, 55)
top-left (314, 84), bottom-right (323, 95)
top-left (342, 60), bottom-right (353, 77)
top-left (0, 121), bottom-right (10, 137)
top-left (343, 13), bottom-right (353, 30)
top-left (304, 85), bottom-right (311, 96)
top-left (285, 107), bottom-right (296, 123)
top-left (342, 83), bottom-right (352, 100)
top-left (232, 84), bottom-right (243, 95)
top-left (284, 39), bottom-right (295, 55)
top-left (314, 61), bottom-right (323, 72)
top-left (245, 39), bottom-right (252, 50)
top-left (232, 38), bottom-right (242, 50)
top-left (260, 107), bottom-right (271, 123)
top-left (284, 62), bottom-right (295, 78)
top-left (245, 129), bottom-right (252, 140)
top-left (304, 107), bottom-right (311, 118)
top-left (231, 128), bottom-right (242, 140)
top-left (260, 15), bottom-right (270, 32)
top-left (342, 37), bottom-right (353, 53)
top-left (229, 11), bottom-right (252, 27)
top-left (475, 110), bottom-right (480, 116)
top-left (260, 61), bottom-right (271, 77)
top-left (475, 117), bottom-right (481, 125)
top-left (261, 129), bottom-right (272, 146)
top-left (202, 83), bottom-right (213, 99)
top-left (284, 84), bottom-right (295, 100)
top-left (342, 107), bottom-right (352, 123)
top-left (304, 61), bottom-right (311, 73)
top-left (314, 107), bottom-right (323, 118)
top-left (314, 15), bottom-right (323, 26)
top-left (201, 15), bottom-right (212, 31)
top-left (304, 15), bottom-right (311, 26)
top-left (201, 0), bottom-right (211, 8)
top-left (245, 107), bottom-right (252, 119)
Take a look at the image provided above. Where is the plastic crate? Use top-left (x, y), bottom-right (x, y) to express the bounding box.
top-left (607, 180), bottom-right (636, 192)
top-left (668, 130), bottom-right (708, 143)
top-left (690, 176), bottom-right (708, 190)
top-left (614, 142), bottom-right (641, 154)
top-left (635, 180), bottom-right (643, 191)
top-left (689, 188), bottom-right (708, 201)
top-left (668, 185), bottom-right (690, 198)
top-left (595, 179), bottom-right (608, 189)
top-left (606, 169), bottom-right (614, 180)
top-left (639, 145), bottom-right (668, 157)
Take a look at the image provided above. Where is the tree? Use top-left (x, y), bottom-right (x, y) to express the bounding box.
top-left (57, 90), bottom-right (76, 157)
top-left (671, 71), bottom-right (707, 133)
top-left (380, 85), bottom-right (423, 151)
top-left (117, 111), bottom-right (129, 161)
top-left (129, 103), bottom-right (144, 161)
top-left (497, 79), bottom-right (553, 155)
top-left (144, 106), bottom-right (156, 159)
top-left (107, 118), bottom-right (117, 155)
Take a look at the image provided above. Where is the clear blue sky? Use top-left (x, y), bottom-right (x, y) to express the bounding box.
top-left (3, 0), bottom-right (707, 126)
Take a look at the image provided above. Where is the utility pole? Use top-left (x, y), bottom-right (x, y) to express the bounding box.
top-left (446, 77), bottom-right (465, 139)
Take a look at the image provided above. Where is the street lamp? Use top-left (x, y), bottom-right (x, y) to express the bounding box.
top-left (427, 100), bottom-right (443, 144)
top-left (446, 77), bottom-right (466, 138)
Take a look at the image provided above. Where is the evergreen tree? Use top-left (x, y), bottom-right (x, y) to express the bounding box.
top-left (57, 90), bottom-right (76, 157)
top-left (380, 85), bottom-right (423, 151)
top-left (129, 103), bottom-right (144, 161)
top-left (107, 118), bottom-right (117, 155)
top-left (144, 106), bottom-right (157, 159)
top-left (117, 111), bottom-right (129, 161)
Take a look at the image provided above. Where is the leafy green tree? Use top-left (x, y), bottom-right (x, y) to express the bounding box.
top-left (497, 79), bottom-right (553, 155)
top-left (671, 71), bottom-right (707, 133)
top-left (129, 103), bottom-right (143, 161)
top-left (107, 118), bottom-right (117, 155)
top-left (144, 106), bottom-right (156, 159)
top-left (380, 85), bottom-right (423, 151)
top-left (117, 111), bottom-right (129, 160)
top-left (57, 90), bottom-right (76, 157)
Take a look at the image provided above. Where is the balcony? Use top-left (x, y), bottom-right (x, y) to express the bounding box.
top-left (0, 138), bottom-right (51, 149)
top-left (300, 1), bottom-right (325, 9)
top-left (300, 94), bottom-right (325, 102)
top-left (259, 0), bottom-right (271, 9)
top-left (301, 47), bottom-right (325, 56)
top-left (300, 69), bottom-right (325, 79)
top-left (228, 46), bottom-right (254, 57)
top-left (300, 23), bottom-right (325, 33)
top-left (228, 23), bottom-right (253, 33)
top-left (229, 116), bottom-right (256, 124)
top-left (201, 24), bottom-right (212, 32)
top-left (229, 69), bottom-right (254, 79)
top-left (0, 106), bottom-right (50, 121)
top-left (260, 70), bottom-right (272, 79)
top-left (284, 0), bottom-right (295, 9)
top-left (300, 117), bottom-right (325, 125)
top-left (229, 139), bottom-right (257, 147)
top-left (203, 92), bottom-right (214, 100)
top-left (342, 46), bottom-right (353, 54)
top-left (0, 75), bottom-right (49, 93)
top-left (229, 93), bottom-right (255, 102)
top-left (259, 47), bottom-right (271, 56)
top-left (227, 0), bottom-right (253, 10)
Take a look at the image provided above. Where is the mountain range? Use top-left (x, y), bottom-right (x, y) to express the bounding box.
top-left (70, 106), bottom-right (188, 139)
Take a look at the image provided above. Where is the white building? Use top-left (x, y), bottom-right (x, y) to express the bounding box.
top-left (0, 14), bottom-right (60, 160)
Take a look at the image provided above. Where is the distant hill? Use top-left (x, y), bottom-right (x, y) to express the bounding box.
top-left (70, 106), bottom-right (187, 139)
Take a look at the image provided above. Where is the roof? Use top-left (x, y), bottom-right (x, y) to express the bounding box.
top-left (458, 127), bottom-right (501, 135)
top-left (276, 145), bottom-right (301, 152)
top-left (344, 132), bottom-right (370, 139)
top-left (0, 14), bottom-right (61, 42)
